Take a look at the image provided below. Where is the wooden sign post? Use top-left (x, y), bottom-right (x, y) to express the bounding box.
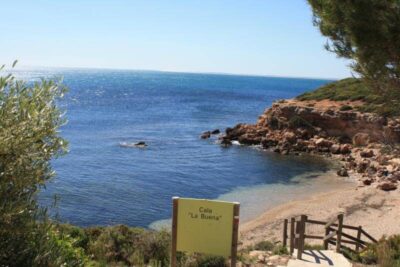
top-left (171, 197), bottom-right (240, 267)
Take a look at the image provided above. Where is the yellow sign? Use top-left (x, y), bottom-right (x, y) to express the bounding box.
top-left (175, 198), bottom-right (237, 257)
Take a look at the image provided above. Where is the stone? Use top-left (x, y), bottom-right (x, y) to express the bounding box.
top-left (362, 177), bottom-right (374, 185)
top-left (200, 131), bottom-right (211, 139)
top-left (357, 160), bottom-right (370, 173)
top-left (268, 255), bottom-right (280, 261)
top-left (249, 250), bottom-right (265, 258)
top-left (211, 129), bottom-right (220, 135)
top-left (315, 138), bottom-right (333, 148)
top-left (238, 134), bottom-right (261, 145)
top-left (281, 150), bottom-right (289, 155)
top-left (340, 144), bottom-right (352, 154)
top-left (134, 141), bottom-right (147, 147)
top-left (353, 133), bottom-right (370, 147)
top-left (220, 138), bottom-right (232, 147)
top-left (283, 131), bottom-right (297, 143)
top-left (330, 144), bottom-right (341, 154)
top-left (337, 167), bottom-right (349, 177)
top-left (273, 148), bottom-right (281, 153)
top-left (377, 182), bottom-right (397, 191)
top-left (360, 149), bottom-right (374, 158)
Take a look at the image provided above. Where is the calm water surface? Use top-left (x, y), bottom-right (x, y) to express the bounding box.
top-left (14, 68), bottom-right (335, 227)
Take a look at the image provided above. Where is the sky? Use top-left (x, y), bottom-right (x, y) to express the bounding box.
top-left (1, 0), bottom-right (352, 79)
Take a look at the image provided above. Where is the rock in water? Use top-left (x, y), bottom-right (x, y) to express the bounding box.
top-left (134, 141), bottom-right (148, 147)
top-left (220, 137), bottom-right (232, 147)
top-left (119, 141), bottom-right (148, 148)
top-left (200, 131), bottom-right (211, 139)
top-left (211, 129), bottom-right (220, 135)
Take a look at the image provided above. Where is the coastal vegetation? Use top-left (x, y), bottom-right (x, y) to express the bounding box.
top-left (307, 0), bottom-right (400, 117)
top-left (297, 78), bottom-right (400, 116)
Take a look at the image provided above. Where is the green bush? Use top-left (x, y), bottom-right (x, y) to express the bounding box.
top-left (254, 240), bottom-right (275, 251)
top-left (339, 105), bottom-right (353, 111)
top-left (272, 245), bottom-right (289, 255)
top-left (0, 62), bottom-right (69, 266)
top-left (84, 225), bottom-right (171, 267)
top-left (297, 78), bottom-right (400, 117)
top-left (342, 235), bottom-right (400, 267)
top-left (190, 255), bottom-right (227, 267)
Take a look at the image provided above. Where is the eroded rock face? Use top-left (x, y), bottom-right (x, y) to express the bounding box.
top-left (218, 99), bottom-right (400, 191)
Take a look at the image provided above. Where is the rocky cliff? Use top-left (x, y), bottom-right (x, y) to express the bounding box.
top-left (215, 99), bottom-right (400, 191)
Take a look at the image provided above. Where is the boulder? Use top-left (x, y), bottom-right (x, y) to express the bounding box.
top-left (377, 182), bottom-right (397, 191)
top-left (340, 144), bottom-right (352, 154)
top-left (362, 177), bottom-right (374, 185)
top-left (200, 131), bottom-right (211, 139)
top-left (220, 138), bottom-right (232, 147)
top-left (261, 138), bottom-right (278, 148)
top-left (337, 167), bottom-right (349, 177)
top-left (134, 141), bottom-right (147, 147)
top-left (360, 149), bottom-right (374, 158)
top-left (357, 160), bottom-right (370, 173)
top-left (283, 131), bottom-right (297, 143)
top-left (211, 129), bottom-right (220, 135)
top-left (330, 144), bottom-right (341, 154)
top-left (315, 138), bottom-right (333, 148)
top-left (353, 133), bottom-right (370, 147)
top-left (238, 134), bottom-right (261, 145)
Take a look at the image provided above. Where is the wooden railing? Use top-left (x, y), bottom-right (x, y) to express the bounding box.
top-left (282, 214), bottom-right (377, 260)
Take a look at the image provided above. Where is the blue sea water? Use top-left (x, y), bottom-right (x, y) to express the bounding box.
top-left (14, 68), bottom-right (336, 228)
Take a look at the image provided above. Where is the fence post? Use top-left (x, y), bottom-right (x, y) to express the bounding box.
top-left (171, 197), bottom-right (179, 267)
top-left (323, 227), bottom-right (330, 249)
top-left (231, 203), bottom-right (240, 267)
top-left (283, 219), bottom-right (288, 247)
top-left (297, 215), bottom-right (307, 260)
top-left (356, 226), bottom-right (362, 252)
top-left (290, 217), bottom-right (295, 255)
top-left (336, 214), bottom-right (344, 253)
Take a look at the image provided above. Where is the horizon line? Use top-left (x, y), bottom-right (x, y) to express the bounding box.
top-left (9, 63), bottom-right (343, 81)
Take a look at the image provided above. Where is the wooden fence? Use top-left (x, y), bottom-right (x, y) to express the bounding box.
top-left (282, 213), bottom-right (377, 260)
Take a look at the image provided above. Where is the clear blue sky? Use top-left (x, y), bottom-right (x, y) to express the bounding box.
top-left (1, 0), bottom-right (351, 79)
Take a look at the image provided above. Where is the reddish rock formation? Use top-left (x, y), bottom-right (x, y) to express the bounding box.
top-left (219, 99), bottom-right (400, 191)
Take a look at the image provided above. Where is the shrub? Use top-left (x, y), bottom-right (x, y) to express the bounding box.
top-left (254, 240), bottom-right (275, 251)
top-left (272, 245), bottom-right (289, 255)
top-left (342, 235), bottom-right (400, 266)
top-left (0, 62), bottom-right (68, 266)
top-left (340, 105), bottom-right (353, 111)
top-left (191, 255), bottom-right (227, 267)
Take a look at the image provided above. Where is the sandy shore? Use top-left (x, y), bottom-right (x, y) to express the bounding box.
top-left (239, 176), bottom-right (400, 248)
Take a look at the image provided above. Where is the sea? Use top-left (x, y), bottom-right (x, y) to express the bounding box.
top-left (12, 68), bottom-right (349, 228)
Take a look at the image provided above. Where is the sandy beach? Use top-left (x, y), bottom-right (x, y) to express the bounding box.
top-left (239, 174), bottom-right (400, 248)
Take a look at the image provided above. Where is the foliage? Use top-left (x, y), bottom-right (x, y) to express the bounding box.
top-left (307, 1), bottom-right (400, 96)
top-left (185, 255), bottom-right (227, 267)
top-left (253, 240), bottom-right (275, 251)
top-left (297, 78), bottom-right (400, 116)
top-left (339, 105), bottom-right (353, 111)
top-left (342, 235), bottom-right (400, 267)
top-left (272, 245), bottom-right (289, 256)
top-left (0, 63), bottom-right (69, 266)
top-left (81, 225), bottom-right (170, 266)
top-left (297, 78), bottom-right (375, 102)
